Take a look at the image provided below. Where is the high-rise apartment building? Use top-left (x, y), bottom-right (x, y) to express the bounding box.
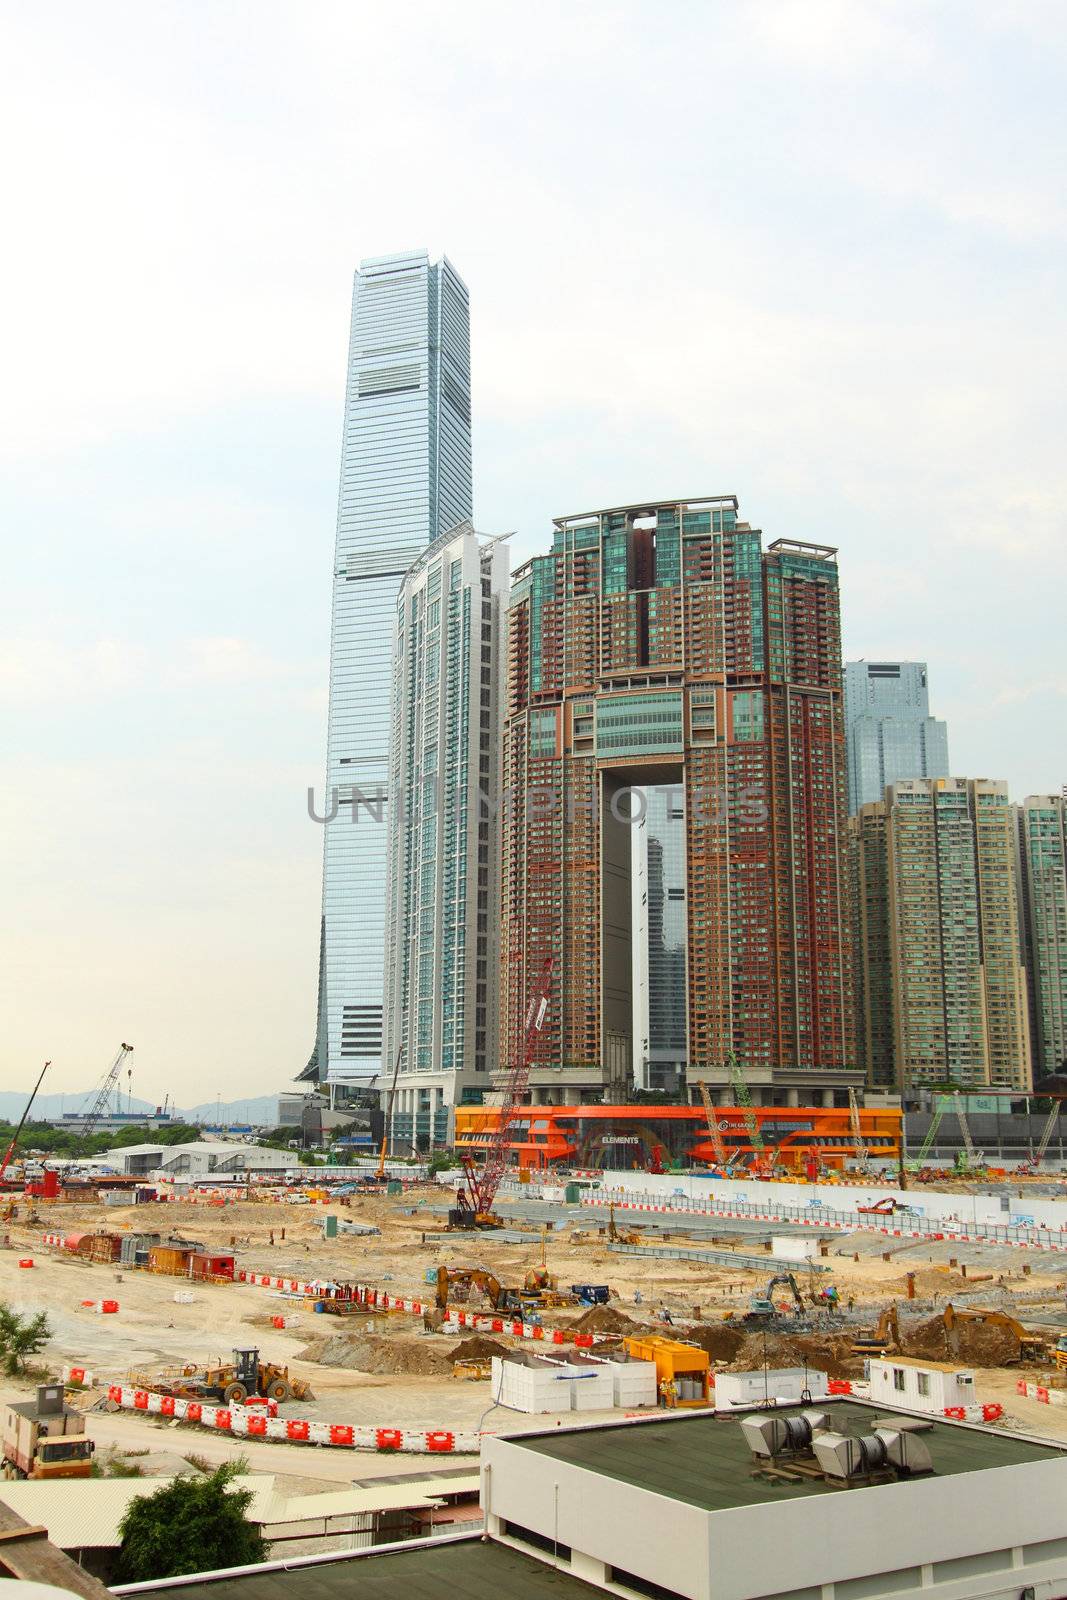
top-left (381, 523), bottom-right (509, 1150)
top-left (844, 660), bottom-right (949, 815)
top-left (1016, 794), bottom-right (1067, 1077)
top-left (852, 778), bottom-right (1031, 1091)
top-left (501, 496), bottom-right (857, 1108)
top-left (306, 252), bottom-right (472, 1095)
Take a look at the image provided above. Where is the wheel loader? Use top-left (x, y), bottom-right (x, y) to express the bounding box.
top-left (137, 1347), bottom-right (314, 1405)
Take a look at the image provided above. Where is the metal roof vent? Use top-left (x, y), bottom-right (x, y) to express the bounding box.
top-left (813, 1427), bottom-right (933, 1481)
top-left (740, 1411), bottom-right (826, 1459)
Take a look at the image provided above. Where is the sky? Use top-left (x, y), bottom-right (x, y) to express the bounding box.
top-left (1, 1), bottom-right (1065, 1106)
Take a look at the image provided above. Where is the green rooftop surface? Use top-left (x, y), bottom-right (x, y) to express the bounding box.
top-left (152, 1536), bottom-right (600, 1600)
top-left (514, 1400), bottom-right (1065, 1513)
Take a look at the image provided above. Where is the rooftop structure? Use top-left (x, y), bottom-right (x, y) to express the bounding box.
top-left (118, 1402), bottom-right (1067, 1600)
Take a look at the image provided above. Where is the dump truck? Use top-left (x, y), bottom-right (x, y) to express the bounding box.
top-left (132, 1347), bottom-right (314, 1405)
top-left (1, 1384), bottom-right (95, 1480)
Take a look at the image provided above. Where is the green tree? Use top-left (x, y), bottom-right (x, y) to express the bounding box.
top-left (0, 1304), bottom-right (51, 1375)
top-left (115, 1460), bottom-right (266, 1582)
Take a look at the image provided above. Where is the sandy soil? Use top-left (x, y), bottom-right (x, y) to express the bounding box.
top-left (3, 1184), bottom-right (1067, 1475)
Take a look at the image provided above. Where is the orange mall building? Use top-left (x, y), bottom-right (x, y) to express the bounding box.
top-left (453, 1103), bottom-right (902, 1174)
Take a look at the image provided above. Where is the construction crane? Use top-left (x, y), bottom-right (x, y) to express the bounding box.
top-left (0, 1062), bottom-right (50, 1183)
top-left (79, 1043), bottom-right (133, 1139)
top-left (1017, 1100), bottom-right (1061, 1175)
top-left (450, 956), bottom-right (553, 1229)
top-left (848, 1087), bottom-right (869, 1169)
top-left (375, 1044), bottom-right (404, 1181)
top-left (697, 1079), bottom-right (730, 1169)
top-left (953, 1090), bottom-right (983, 1175)
top-left (728, 1050), bottom-right (775, 1174)
top-left (908, 1093), bottom-right (951, 1170)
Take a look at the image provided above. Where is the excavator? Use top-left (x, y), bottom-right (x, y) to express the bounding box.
top-left (435, 1266), bottom-right (526, 1315)
top-left (942, 1304), bottom-right (1046, 1364)
top-left (851, 1303), bottom-right (901, 1356)
top-left (744, 1273), bottom-right (808, 1324)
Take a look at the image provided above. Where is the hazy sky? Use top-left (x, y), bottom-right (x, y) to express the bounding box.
top-left (2, 1), bottom-right (1064, 1106)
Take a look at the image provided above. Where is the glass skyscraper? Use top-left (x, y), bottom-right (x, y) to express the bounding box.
top-left (382, 523), bottom-right (509, 1149)
top-left (306, 251), bottom-right (472, 1094)
top-left (844, 660), bottom-right (949, 814)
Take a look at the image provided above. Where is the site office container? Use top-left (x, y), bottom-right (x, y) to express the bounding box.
top-left (148, 1246), bottom-right (195, 1276)
top-left (190, 1252), bottom-right (235, 1281)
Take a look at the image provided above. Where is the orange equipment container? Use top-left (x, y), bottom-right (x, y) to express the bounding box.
top-left (623, 1334), bottom-right (711, 1407)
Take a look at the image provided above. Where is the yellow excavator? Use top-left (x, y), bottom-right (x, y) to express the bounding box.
top-left (851, 1303), bottom-right (901, 1355)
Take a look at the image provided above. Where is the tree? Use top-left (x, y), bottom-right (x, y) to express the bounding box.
top-left (0, 1304), bottom-right (51, 1375)
top-left (115, 1460), bottom-right (266, 1582)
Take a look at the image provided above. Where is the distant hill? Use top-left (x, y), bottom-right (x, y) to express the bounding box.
top-left (0, 1090), bottom-right (281, 1127)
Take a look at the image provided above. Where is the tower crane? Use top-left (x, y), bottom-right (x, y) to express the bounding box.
top-left (450, 957), bottom-right (553, 1229)
top-left (79, 1043), bottom-right (133, 1139)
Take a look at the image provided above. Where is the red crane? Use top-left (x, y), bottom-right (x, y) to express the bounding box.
top-left (0, 1062), bottom-right (51, 1184)
top-left (450, 956), bottom-right (553, 1229)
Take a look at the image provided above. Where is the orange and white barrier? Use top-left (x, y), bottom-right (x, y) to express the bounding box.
top-left (79, 1299), bottom-right (119, 1314)
top-left (63, 1364), bottom-right (95, 1386)
top-left (105, 1385), bottom-right (476, 1454)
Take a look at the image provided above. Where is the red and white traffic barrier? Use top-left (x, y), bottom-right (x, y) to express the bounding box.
top-left (63, 1364), bottom-right (95, 1387)
top-left (943, 1402), bottom-right (1005, 1422)
top-left (79, 1299), bottom-right (119, 1314)
top-left (234, 1272), bottom-right (604, 1347)
top-left (105, 1385), bottom-right (476, 1454)
top-left (1016, 1379), bottom-right (1067, 1408)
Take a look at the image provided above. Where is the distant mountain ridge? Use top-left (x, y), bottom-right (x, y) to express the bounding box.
top-left (0, 1090), bottom-right (281, 1126)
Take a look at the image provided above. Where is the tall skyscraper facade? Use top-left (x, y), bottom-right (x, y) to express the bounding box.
top-left (1017, 794), bottom-right (1067, 1077)
top-left (306, 252), bottom-right (472, 1095)
top-left (852, 778), bottom-right (1031, 1091)
top-left (501, 496), bottom-right (857, 1108)
top-left (381, 523), bottom-right (509, 1150)
top-left (844, 660), bottom-right (949, 815)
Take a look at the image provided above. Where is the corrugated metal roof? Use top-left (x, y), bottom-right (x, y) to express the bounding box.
top-left (0, 1476), bottom-right (273, 1550)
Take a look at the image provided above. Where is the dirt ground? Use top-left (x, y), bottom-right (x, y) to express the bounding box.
top-left (3, 1183), bottom-right (1067, 1485)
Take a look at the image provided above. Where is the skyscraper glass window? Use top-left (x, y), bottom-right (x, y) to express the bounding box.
top-left (305, 252), bottom-right (472, 1096)
top-left (844, 661), bottom-right (949, 814)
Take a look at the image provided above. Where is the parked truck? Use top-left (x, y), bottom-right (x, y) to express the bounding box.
top-left (1, 1384), bottom-right (95, 1480)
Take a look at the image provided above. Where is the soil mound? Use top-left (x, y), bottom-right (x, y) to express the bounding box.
top-left (567, 1305), bottom-right (639, 1334)
top-left (726, 1331), bottom-right (863, 1381)
top-left (449, 1336), bottom-right (508, 1362)
top-left (298, 1334), bottom-right (447, 1376)
top-left (684, 1323), bottom-right (745, 1362)
top-left (901, 1314), bottom-right (1019, 1367)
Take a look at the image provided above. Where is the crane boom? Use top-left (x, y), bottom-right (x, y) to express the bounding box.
top-left (914, 1094), bottom-right (950, 1164)
top-left (848, 1087), bottom-right (868, 1166)
top-left (953, 1090), bottom-right (977, 1162)
top-left (728, 1052), bottom-right (765, 1153)
top-left (80, 1043), bottom-right (133, 1139)
top-left (697, 1080), bottom-right (729, 1167)
top-left (455, 957), bottom-right (553, 1226)
top-left (1035, 1100), bottom-right (1061, 1163)
top-left (0, 1061), bottom-right (51, 1182)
